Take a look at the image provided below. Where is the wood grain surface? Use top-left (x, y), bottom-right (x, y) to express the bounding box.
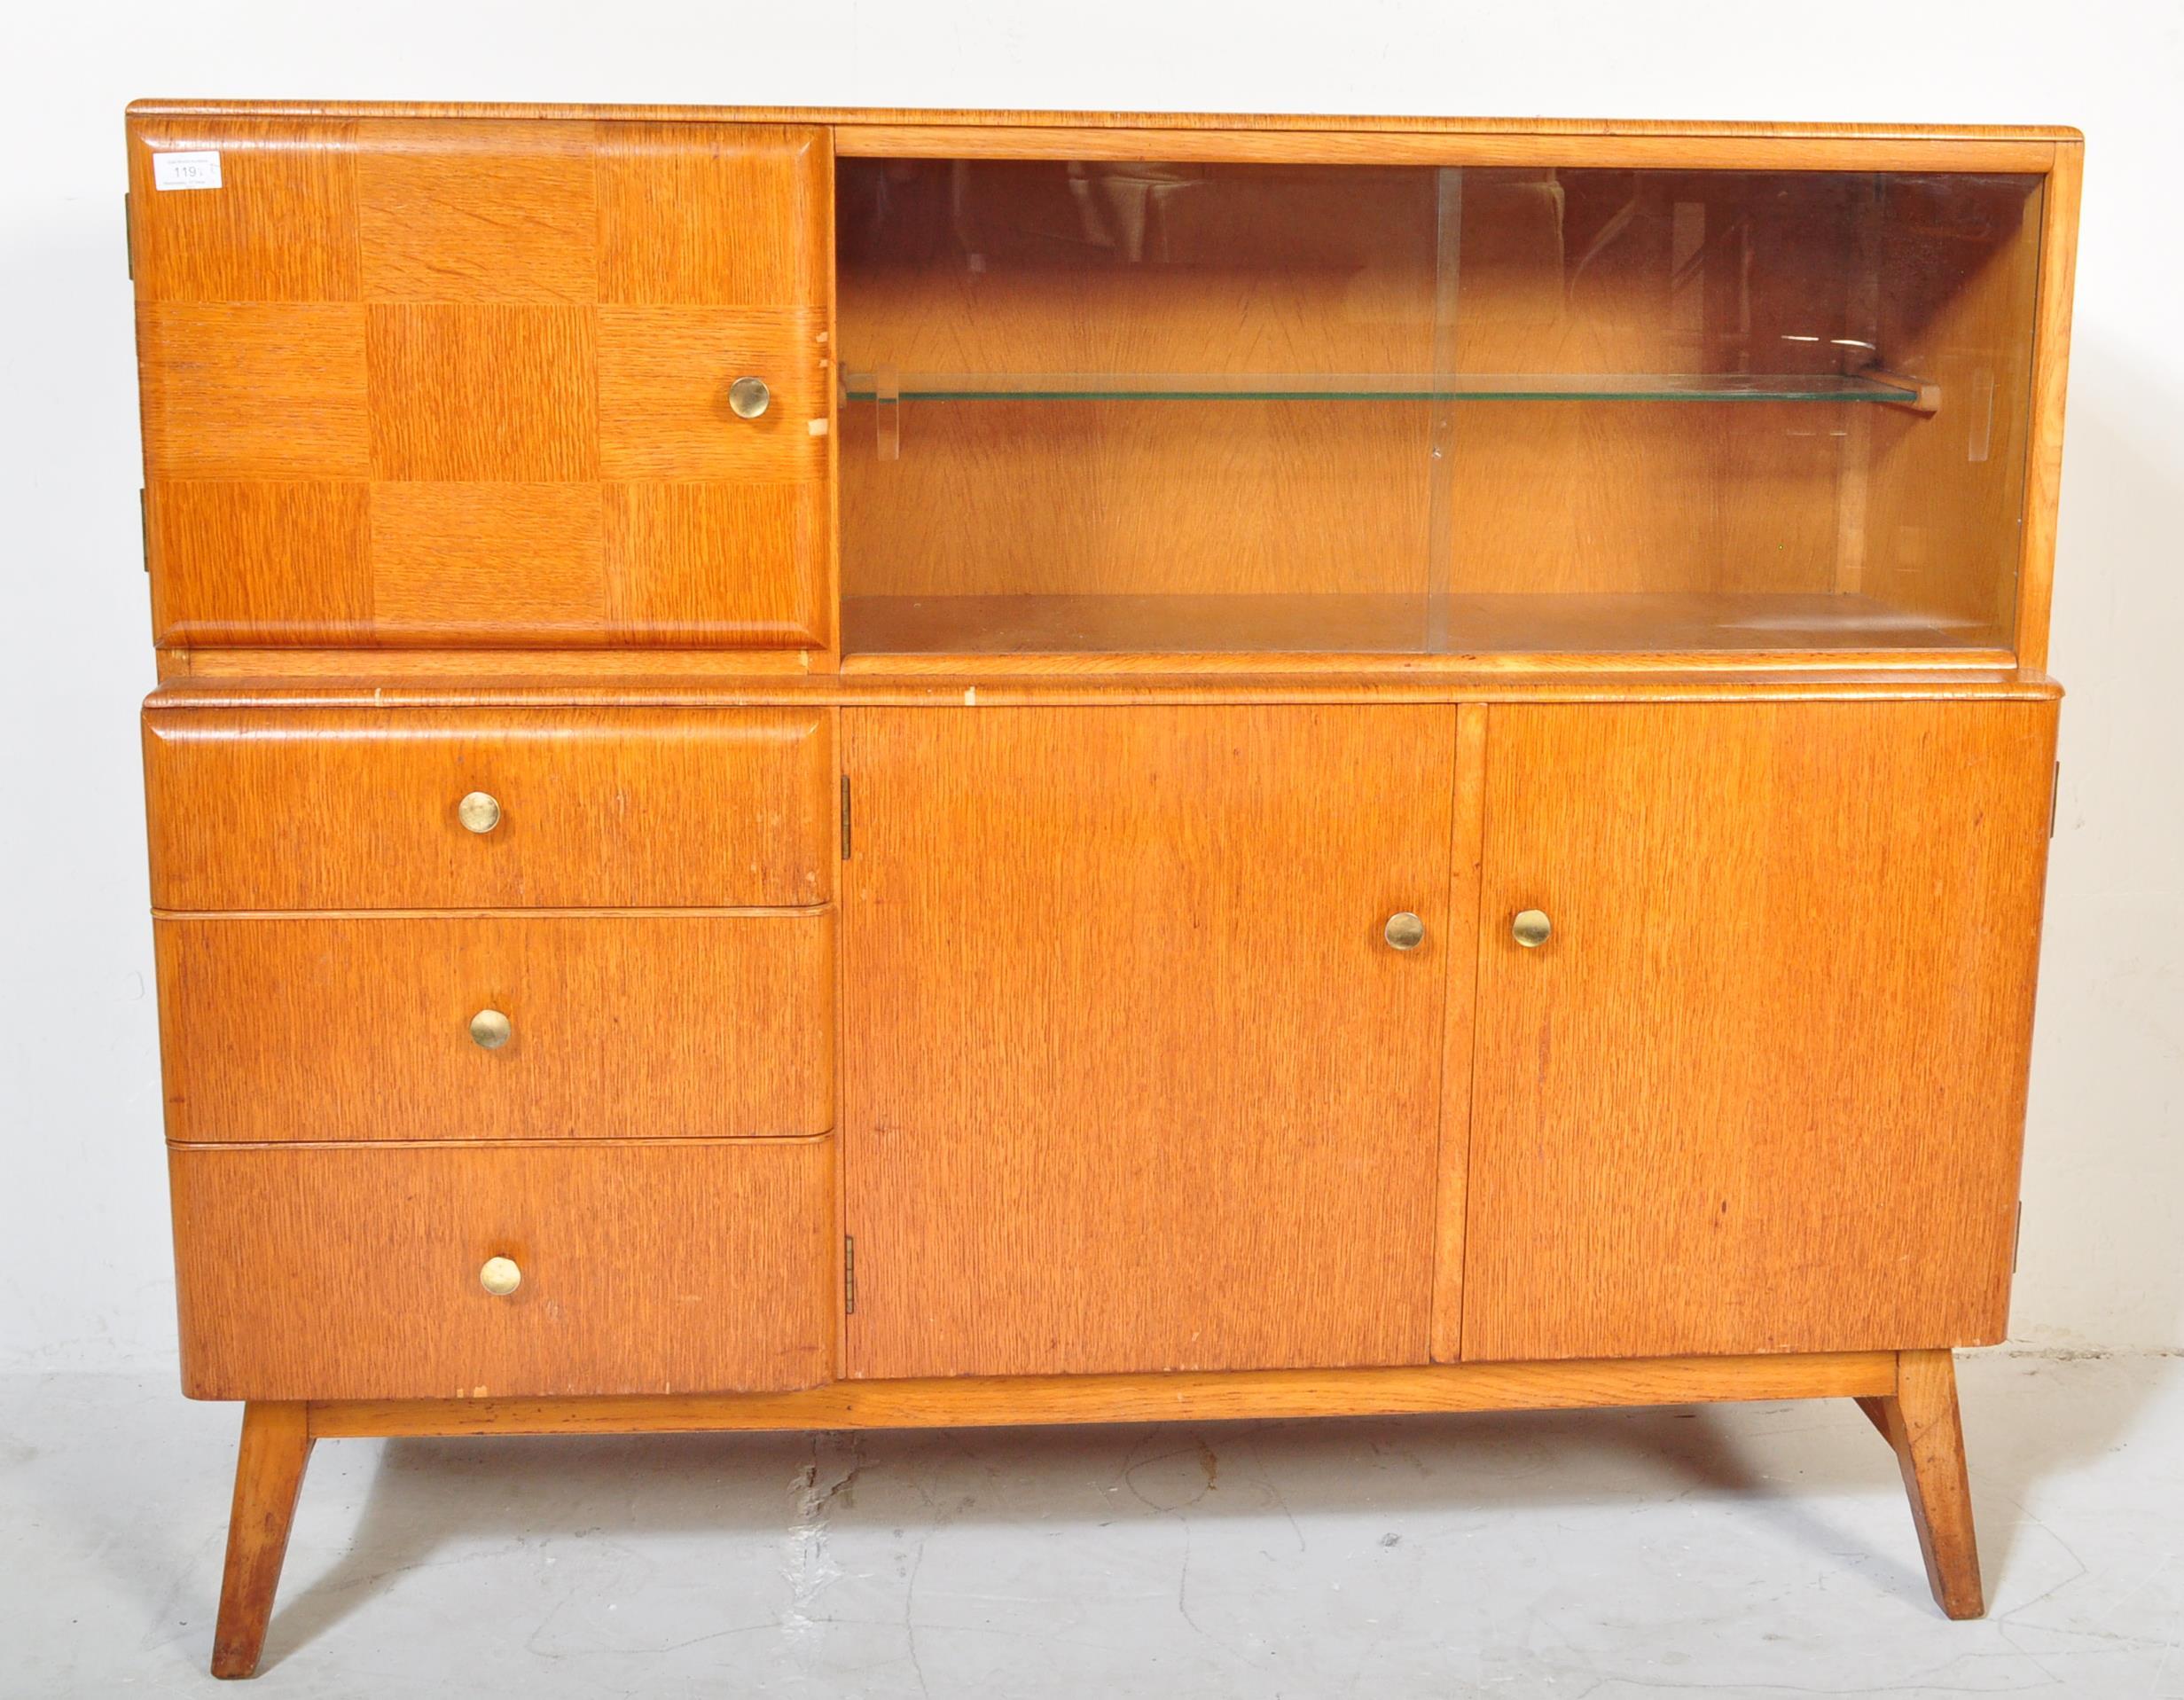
top-left (309, 1349), bottom-right (1898, 1436)
top-left (1462, 701), bottom-right (2058, 1360)
top-left (841, 592), bottom-right (2009, 663)
top-left (833, 128), bottom-right (2053, 171)
top-left (170, 1139), bottom-right (838, 1398)
top-left (208, 1402), bottom-right (313, 1678)
top-left (158, 646), bottom-right (826, 680)
top-left (146, 668), bottom-right (2059, 707)
top-left (1867, 1347), bottom-right (1985, 1618)
top-left (127, 102), bottom-right (2078, 142)
top-left (2014, 142), bottom-right (2084, 675)
top-left (129, 115), bottom-right (832, 651)
top-left (143, 706), bottom-right (834, 910)
top-left (156, 913), bottom-right (833, 1143)
top-left (842, 706), bottom-right (1454, 1378)
top-left (1430, 702), bottom-right (1489, 1361)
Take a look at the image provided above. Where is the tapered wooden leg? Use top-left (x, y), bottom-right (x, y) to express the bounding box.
top-left (211, 1401), bottom-right (314, 1678)
top-left (1864, 1350), bottom-right (1984, 1618)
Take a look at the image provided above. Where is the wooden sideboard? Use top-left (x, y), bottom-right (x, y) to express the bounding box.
top-left (125, 102), bottom-right (2079, 1676)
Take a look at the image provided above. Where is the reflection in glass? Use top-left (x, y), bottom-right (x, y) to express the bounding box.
top-left (836, 161), bottom-right (2043, 658)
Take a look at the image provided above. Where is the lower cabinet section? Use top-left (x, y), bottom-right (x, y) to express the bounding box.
top-left (840, 697), bottom-right (2057, 1375)
top-left (155, 698), bottom-right (2061, 1400)
top-left (168, 1139), bottom-right (837, 1399)
top-left (156, 913), bottom-right (834, 1142)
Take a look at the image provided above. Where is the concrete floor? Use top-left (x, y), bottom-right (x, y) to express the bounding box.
top-left (3, 1354), bottom-right (2180, 1698)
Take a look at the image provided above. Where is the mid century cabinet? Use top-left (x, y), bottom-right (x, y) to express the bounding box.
top-left (124, 101), bottom-right (2079, 1675)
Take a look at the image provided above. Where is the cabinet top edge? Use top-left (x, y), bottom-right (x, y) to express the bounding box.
top-left (142, 674), bottom-right (2066, 712)
top-left (121, 100), bottom-right (2083, 145)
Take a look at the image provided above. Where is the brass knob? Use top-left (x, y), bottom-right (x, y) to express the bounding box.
top-left (469, 1008), bottom-right (512, 1049)
top-left (1384, 912), bottom-right (1426, 952)
top-left (479, 1256), bottom-right (521, 1297)
top-left (457, 791), bottom-right (501, 834)
top-left (728, 376), bottom-right (771, 419)
top-left (1513, 909), bottom-right (1553, 949)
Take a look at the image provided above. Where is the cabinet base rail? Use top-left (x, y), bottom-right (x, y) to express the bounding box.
top-left (207, 1346), bottom-right (1981, 1678)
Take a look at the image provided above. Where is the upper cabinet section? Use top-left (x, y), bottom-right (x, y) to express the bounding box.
top-left (836, 160), bottom-right (2051, 665)
top-left (126, 107), bottom-right (2074, 672)
top-left (129, 116), bottom-right (834, 650)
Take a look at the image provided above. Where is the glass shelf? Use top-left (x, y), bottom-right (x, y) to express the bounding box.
top-left (840, 371), bottom-right (1936, 405)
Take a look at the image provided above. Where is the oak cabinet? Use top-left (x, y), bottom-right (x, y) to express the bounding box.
top-left (123, 101), bottom-right (2080, 1673)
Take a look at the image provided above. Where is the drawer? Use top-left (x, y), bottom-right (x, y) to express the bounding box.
top-left (157, 914), bottom-right (832, 1143)
top-left (144, 707), bottom-right (834, 911)
top-left (170, 1139), bottom-right (836, 1399)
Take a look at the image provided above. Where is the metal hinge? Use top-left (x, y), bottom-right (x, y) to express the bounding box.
top-left (2050, 761), bottom-right (2061, 839)
top-left (841, 774), bottom-right (852, 860)
top-left (123, 192), bottom-right (133, 280)
top-left (843, 1234), bottom-right (857, 1314)
top-left (2012, 1202), bottom-right (2024, 1272)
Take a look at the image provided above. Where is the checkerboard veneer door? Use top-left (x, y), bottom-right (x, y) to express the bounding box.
top-left (129, 115), bottom-right (833, 650)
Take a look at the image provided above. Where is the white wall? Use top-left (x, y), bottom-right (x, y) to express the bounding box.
top-left (3, 0), bottom-right (2177, 1370)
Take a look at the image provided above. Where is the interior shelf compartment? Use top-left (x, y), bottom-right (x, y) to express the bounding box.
top-left (837, 161), bottom-right (2039, 659)
top-left (840, 371), bottom-right (1939, 406)
top-left (840, 591), bottom-right (2008, 665)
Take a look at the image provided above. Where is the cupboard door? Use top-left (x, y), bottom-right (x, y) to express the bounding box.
top-left (1463, 701), bottom-right (2057, 1362)
top-left (842, 707), bottom-right (1455, 1378)
top-left (129, 115), bottom-right (831, 648)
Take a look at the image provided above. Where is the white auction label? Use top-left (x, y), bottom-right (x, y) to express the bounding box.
top-left (152, 151), bottom-right (223, 191)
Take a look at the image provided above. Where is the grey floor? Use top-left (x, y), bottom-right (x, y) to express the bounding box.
top-left (4, 1353), bottom-right (2180, 1698)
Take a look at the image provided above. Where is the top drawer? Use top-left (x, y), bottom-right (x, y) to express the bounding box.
top-left (128, 116), bottom-right (832, 649)
top-left (145, 707), bottom-right (834, 911)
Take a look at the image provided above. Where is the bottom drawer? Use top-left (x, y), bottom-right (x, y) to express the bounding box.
top-left (170, 1139), bottom-right (836, 1400)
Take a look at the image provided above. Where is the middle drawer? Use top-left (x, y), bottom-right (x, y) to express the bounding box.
top-left (157, 913), bottom-right (833, 1143)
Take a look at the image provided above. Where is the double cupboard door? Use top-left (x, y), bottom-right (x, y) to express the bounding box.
top-left (841, 699), bottom-right (2056, 1378)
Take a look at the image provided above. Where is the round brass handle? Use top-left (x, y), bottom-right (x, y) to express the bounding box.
top-left (728, 375), bottom-right (771, 419)
top-left (479, 1256), bottom-right (521, 1297)
top-left (1513, 909), bottom-right (1553, 949)
top-left (457, 791), bottom-right (502, 834)
top-left (469, 1008), bottom-right (512, 1050)
top-left (1384, 912), bottom-right (1427, 952)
